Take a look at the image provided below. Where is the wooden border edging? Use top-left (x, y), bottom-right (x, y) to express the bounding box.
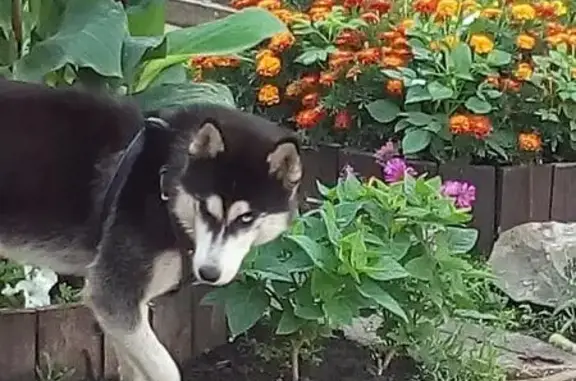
top-left (0, 282), bottom-right (226, 381)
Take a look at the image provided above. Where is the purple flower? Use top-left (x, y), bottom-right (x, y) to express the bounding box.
top-left (441, 180), bottom-right (476, 209)
top-left (383, 158), bottom-right (417, 183)
top-left (374, 140), bottom-right (398, 167)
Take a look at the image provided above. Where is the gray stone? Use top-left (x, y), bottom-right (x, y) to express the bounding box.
top-left (488, 221), bottom-right (576, 308)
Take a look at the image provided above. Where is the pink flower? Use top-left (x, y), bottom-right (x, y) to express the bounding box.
top-left (374, 140), bottom-right (397, 167)
top-left (441, 180), bottom-right (476, 208)
top-left (383, 158), bottom-right (417, 183)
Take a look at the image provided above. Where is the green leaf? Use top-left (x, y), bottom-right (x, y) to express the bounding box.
top-left (404, 112), bottom-right (434, 126)
top-left (450, 43), bottom-right (472, 76)
top-left (356, 278), bottom-right (408, 323)
top-left (404, 256), bottom-right (435, 281)
top-left (132, 82), bottom-right (235, 112)
top-left (402, 129), bottom-right (432, 154)
top-left (405, 85), bottom-right (432, 104)
top-left (486, 49), bottom-right (511, 67)
top-left (126, 0), bottom-right (165, 37)
top-left (122, 35), bottom-right (165, 86)
top-left (13, 0), bottom-right (126, 82)
top-left (427, 81), bottom-right (454, 101)
top-left (0, 0), bottom-right (11, 39)
top-left (135, 8), bottom-right (286, 90)
top-left (294, 284), bottom-right (323, 320)
top-left (362, 257), bottom-right (410, 281)
top-left (442, 227), bottom-right (478, 253)
top-left (322, 295), bottom-right (356, 325)
top-left (464, 96), bottom-right (492, 114)
top-left (294, 48), bottom-right (328, 65)
top-left (276, 306), bottom-right (305, 335)
top-left (286, 235), bottom-right (332, 271)
top-left (335, 202), bottom-right (364, 227)
top-left (224, 282), bottom-right (269, 338)
top-left (366, 99), bottom-right (400, 123)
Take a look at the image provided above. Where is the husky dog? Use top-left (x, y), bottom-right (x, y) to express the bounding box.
top-left (0, 79), bottom-right (302, 381)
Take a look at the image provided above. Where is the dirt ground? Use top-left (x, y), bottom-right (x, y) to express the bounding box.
top-left (184, 336), bottom-right (419, 381)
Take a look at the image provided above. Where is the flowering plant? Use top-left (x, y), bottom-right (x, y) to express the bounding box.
top-left (192, 0), bottom-right (576, 164)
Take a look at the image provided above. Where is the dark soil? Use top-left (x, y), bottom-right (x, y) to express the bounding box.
top-left (184, 336), bottom-right (420, 381)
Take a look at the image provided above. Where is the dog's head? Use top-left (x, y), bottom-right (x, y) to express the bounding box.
top-left (160, 105), bottom-right (302, 286)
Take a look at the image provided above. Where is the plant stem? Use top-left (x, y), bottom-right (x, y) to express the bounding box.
top-left (11, 0), bottom-right (22, 56)
top-left (291, 339), bottom-right (304, 381)
top-left (382, 348), bottom-right (396, 370)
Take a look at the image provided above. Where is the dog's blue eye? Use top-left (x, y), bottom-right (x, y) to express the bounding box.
top-left (239, 213), bottom-right (254, 224)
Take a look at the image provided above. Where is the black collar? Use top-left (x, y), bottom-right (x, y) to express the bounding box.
top-left (94, 117), bottom-right (196, 289)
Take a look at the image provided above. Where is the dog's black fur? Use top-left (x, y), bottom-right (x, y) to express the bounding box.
top-left (0, 78), bottom-right (302, 381)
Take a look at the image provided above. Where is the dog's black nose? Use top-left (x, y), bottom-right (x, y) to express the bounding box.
top-left (198, 265), bottom-right (221, 283)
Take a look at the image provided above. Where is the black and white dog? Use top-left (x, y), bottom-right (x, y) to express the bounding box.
top-left (0, 79), bottom-right (302, 381)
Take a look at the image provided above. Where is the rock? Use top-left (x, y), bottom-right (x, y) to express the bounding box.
top-left (342, 316), bottom-right (576, 380)
top-left (488, 221), bottom-right (576, 308)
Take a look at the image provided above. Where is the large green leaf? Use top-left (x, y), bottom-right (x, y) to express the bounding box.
top-left (0, 0), bottom-right (11, 39)
top-left (366, 99), bottom-right (400, 123)
top-left (222, 282), bottom-right (269, 338)
top-left (122, 35), bottom-right (165, 86)
top-left (132, 82), bottom-right (236, 112)
top-left (356, 278), bottom-right (408, 323)
top-left (126, 0), bottom-right (165, 37)
top-left (134, 7), bottom-right (286, 91)
top-left (13, 0), bottom-right (126, 82)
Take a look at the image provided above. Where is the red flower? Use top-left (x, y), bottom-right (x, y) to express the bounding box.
top-left (334, 110), bottom-right (352, 130)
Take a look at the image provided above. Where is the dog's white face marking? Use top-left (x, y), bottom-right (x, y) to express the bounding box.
top-left (172, 188), bottom-right (290, 286)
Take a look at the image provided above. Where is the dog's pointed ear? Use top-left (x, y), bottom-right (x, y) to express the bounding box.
top-left (267, 142), bottom-right (302, 189)
top-left (188, 122), bottom-right (225, 158)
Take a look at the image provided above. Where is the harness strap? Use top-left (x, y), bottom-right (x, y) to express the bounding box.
top-left (95, 117), bottom-right (195, 290)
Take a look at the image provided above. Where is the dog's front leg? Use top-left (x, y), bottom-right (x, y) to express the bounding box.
top-left (84, 272), bottom-right (181, 381)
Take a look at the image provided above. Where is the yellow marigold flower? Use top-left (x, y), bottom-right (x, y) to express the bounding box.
top-left (481, 7), bottom-right (502, 18)
top-left (514, 63), bottom-right (533, 80)
top-left (547, 33), bottom-right (568, 46)
top-left (431, 35), bottom-right (459, 50)
top-left (516, 33), bottom-right (536, 49)
top-left (571, 67), bottom-right (576, 79)
top-left (256, 55), bottom-right (281, 77)
top-left (469, 34), bottom-right (494, 54)
top-left (511, 4), bottom-right (536, 21)
top-left (401, 18), bottom-right (415, 29)
top-left (552, 0), bottom-right (567, 16)
top-left (568, 34), bottom-right (576, 46)
top-left (256, 48), bottom-right (275, 61)
top-left (268, 32), bottom-right (295, 53)
top-left (436, 0), bottom-right (459, 18)
top-left (257, 0), bottom-right (281, 9)
top-left (462, 0), bottom-right (478, 13)
top-left (518, 132), bottom-right (542, 152)
top-left (258, 84), bottom-right (280, 106)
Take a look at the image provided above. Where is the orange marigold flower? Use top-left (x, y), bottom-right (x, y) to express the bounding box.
top-left (449, 114), bottom-right (471, 135)
top-left (501, 78), bottom-right (521, 92)
top-left (381, 54), bottom-right (406, 68)
top-left (295, 107), bottom-right (325, 129)
top-left (309, 6), bottom-right (331, 21)
top-left (546, 22), bottom-right (565, 36)
top-left (469, 115), bottom-right (492, 139)
top-left (514, 62), bottom-right (533, 80)
top-left (547, 32), bottom-right (569, 46)
top-left (436, 0), bottom-right (459, 18)
top-left (319, 71), bottom-right (338, 87)
top-left (231, 0), bottom-right (258, 8)
top-left (518, 132), bottom-right (542, 151)
top-left (385, 79), bottom-right (404, 96)
top-left (511, 4), bottom-right (536, 20)
top-left (480, 7), bottom-right (502, 18)
top-left (269, 31), bottom-right (295, 53)
top-left (256, 49), bottom-right (275, 61)
top-left (462, 0), bottom-right (479, 13)
top-left (356, 48), bottom-right (381, 65)
top-left (517, 33), bottom-right (536, 49)
top-left (258, 84), bottom-right (280, 106)
top-left (329, 50), bottom-right (355, 69)
top-left (469, 34), bottom-right (494, 54)
top-left (413, 0), bottom-right (438, 14)
top-left (257, 0), bottom-right (281, 9)
top-left (360, 12), bottom-right (381, 24)
top-left (363, 0), bottom-right (392, 13)
top-left (271, 9), bottom-right (294, 24)
top-left (302, 92), bottom-right (320, 108)
top-left (285, 81), bottom-right (302, 98)
top-left (335, 29), bottom-right (366, 49)
top-left (535, 1), bottom-right (556, 19)
top-left (256, 55), bottom-right (282, 77)
top-left (334, 110), bottom-right (352, 130)
top-left (300, 73), bottom-right (319, 91)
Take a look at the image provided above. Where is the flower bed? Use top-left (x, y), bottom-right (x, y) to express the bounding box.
top-left (191, 0), bottom-right (576, 250)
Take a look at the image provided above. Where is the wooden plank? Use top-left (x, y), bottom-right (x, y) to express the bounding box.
top-left (191, 285), bottom-right (227, 357)
top-left (0, 309), bottom-right (36, 381)
top-left (300, 145), bottom-right (340, 205)
top-left (498, 165), bottom-right (553, 234)
top-left (438, 164), bottom-right (496, 253)
top-left (166, 0), bottom-right (235, 27)
top-left (103, 332), bottom-right (120, 381)
top-left (551, 162), bottom-right (576, 222)
top-left (337, 148), bottom-right (381, 180)
top-left (150, 286), bottom-right (194, 369)
top-left (36, 303), bottom-right (103, 381)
